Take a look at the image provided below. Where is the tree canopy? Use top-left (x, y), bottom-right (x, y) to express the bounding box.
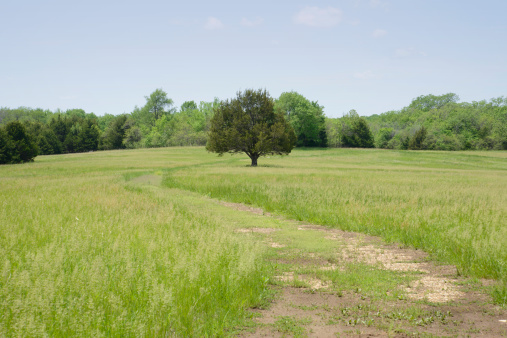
top-left (206, 89), bottom-right (296, 166)
top-left (0, 121), bottom-right (38, 164)
top-left (275, 91), bottom-right (327, 147)
top-left (325, 93), bottom-right (506, 151)
top-left (1, 91), bottom-right (506, 161)
top-left (364, 94), bottom-right (507, 150)
top-left (144, 88), bottom-right (174, 120)
top-left (339, 110), bottom-right (374, 148)
top-left (408, 93), bottom-right (459, 112)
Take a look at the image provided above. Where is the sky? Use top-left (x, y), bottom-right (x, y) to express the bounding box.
top-left (1, 0), bottom-right (506, 118)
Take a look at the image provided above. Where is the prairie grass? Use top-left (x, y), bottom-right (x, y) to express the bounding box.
top-left (166, 148), bottom-right (507, 301)
top-left (1, 147), bottom-right (506, 336)
top-left (0, 148), bottom-right (270, 336)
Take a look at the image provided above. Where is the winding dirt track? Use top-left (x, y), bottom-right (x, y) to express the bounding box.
top-left (222, 202), bottom-right (507, 337)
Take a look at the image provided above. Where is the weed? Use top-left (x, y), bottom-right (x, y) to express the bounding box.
top-left (273, 316), bottom-right (312, 337)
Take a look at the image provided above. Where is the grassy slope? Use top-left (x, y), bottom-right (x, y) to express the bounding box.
top-left (167, 148), bottom-right (506, 286)
top-left (0, 148), bottom-right (272, 336)
top-left (1, 147), bottom-right (505, 336)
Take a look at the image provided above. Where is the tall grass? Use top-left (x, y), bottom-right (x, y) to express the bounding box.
top-left (1, 146), bottom-right (505, 336)
top-left (0, 149), bottom-right (269, 336)
top-left (167, 149), bottom-right (507, 294)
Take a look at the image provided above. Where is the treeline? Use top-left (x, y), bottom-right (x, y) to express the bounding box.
top-left (0, 90), bottom-right (220, 164)
top-left (327, 93), bottom-right (507, 150)
top-left (0, 89), bottom-right (328, 164)
top-left (1, 90), bottom-right (506, 164)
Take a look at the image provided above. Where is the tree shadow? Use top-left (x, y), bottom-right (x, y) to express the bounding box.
top-left (243, 164), bottom-right (284, 168)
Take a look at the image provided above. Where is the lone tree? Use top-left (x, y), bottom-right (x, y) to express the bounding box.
top-left (207, 89), bottom-right (296, 166)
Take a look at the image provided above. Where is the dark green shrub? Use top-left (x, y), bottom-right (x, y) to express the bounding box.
top-left (1, 121), bottom-right (38, 163)
top-left (0, 127), bottom-right (16, 164)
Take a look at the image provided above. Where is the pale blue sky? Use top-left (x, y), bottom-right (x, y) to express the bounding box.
top-left (1, 0), bottom-right (506, 117)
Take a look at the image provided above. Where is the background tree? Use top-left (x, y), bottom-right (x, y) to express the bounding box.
top-left (99, 115), bottom-right (129, 150)
top-left (325, 118), bottom-right (343, 147)
top-left (3, 121), bottom-right (38, 163)
top-left (180, 100), bottom-right (198, 112)
top-left (207, 89), bottom-right (296, 166)
top-left (123, 127), bottom-right (142, 148)
top-left (76, 119), bottom-right (100, 152)
top-left (39, 128), bottom-right (62, 154)
top-left (365, 93), bottom-right (507, 150)
top-left (408, 126), bottom-right (427, 150)
top-left (63, 123), bottom-right (81, 153)
top-left (23, 121), bottom-right (62, 155)
top-left (144, 115), bottom-right (171, 147)
top-left (408, 93), bottom-right (459, 111)
top-left (198, 98), bottom-right (220, 132)
top-left (97, 113), bottom-right (116, 132)
top-left (374, 128), bottom-right (394, 149)
top-left (275, 91), bottom-right (327, 147)
top-left (2, 91), bottom-right (505, 153)
top-left (49, 115), bottom-right (69, 145)
top-left (0, 127), bottom-right (16, 164)
top-left (130, 89), bottom-right (175, 133)
top-left (144, 89), bottom-right (174, 121)
top-left (167, 107), bottom-right (207, 146)
top-left (340, 110), bottom-right (374, 148)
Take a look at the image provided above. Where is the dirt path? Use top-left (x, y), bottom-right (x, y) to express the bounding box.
top-left (222, 202), bottom-right (507, 337)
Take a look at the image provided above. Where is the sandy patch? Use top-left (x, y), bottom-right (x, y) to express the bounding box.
top-left (404, 276), bottom-right (465, 303)
top-left (338, 242), bottom-right (467, 303)
top-left (274, 272), bottom-right (329, 290)
top-left (307, 278), bottom-right (330, 290)
top-left (319, 264), bottom-right (344, 272)
top-left (231, 202), bottom-right (465, 303)
top-left (342, 244), bottom-right (430, 273)
top-left (234, 228), bottom-right (278, 234)
top-left (221, 201), bottom-right (505, 337)
top-left (275, 272), bottom-right (294, 282)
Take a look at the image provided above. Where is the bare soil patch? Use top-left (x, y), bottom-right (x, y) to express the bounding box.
top-left (245, 287), bottom-right (506, 337)
top-left (235, 228), bottom-right (278, 234)
top-left (297, 222), bottom-right (463, 304)
top-left (226, 202), bottom-right (506, 337)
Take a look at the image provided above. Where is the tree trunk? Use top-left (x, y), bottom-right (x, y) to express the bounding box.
top-left (250, 155), bottom-right (258, 167)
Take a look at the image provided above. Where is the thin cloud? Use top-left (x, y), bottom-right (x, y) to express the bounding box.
top-left (395, 47), bottom-right (427, 58)
top-left (241, 17), bottom-right (263, 27)
top-left (204, 17), bottom-right (224, 30)
top-left (372, 29), bottom-right (387, 37)
top-left (293, 7), bottom-right (342, 28)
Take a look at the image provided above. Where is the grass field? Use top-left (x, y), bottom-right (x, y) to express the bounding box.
top-left (168, 148), bottom-right (506, 281)
top-left (0, 147), bottom-right (505, 336)
top-left (0, 149), bottom-right (272, 336)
